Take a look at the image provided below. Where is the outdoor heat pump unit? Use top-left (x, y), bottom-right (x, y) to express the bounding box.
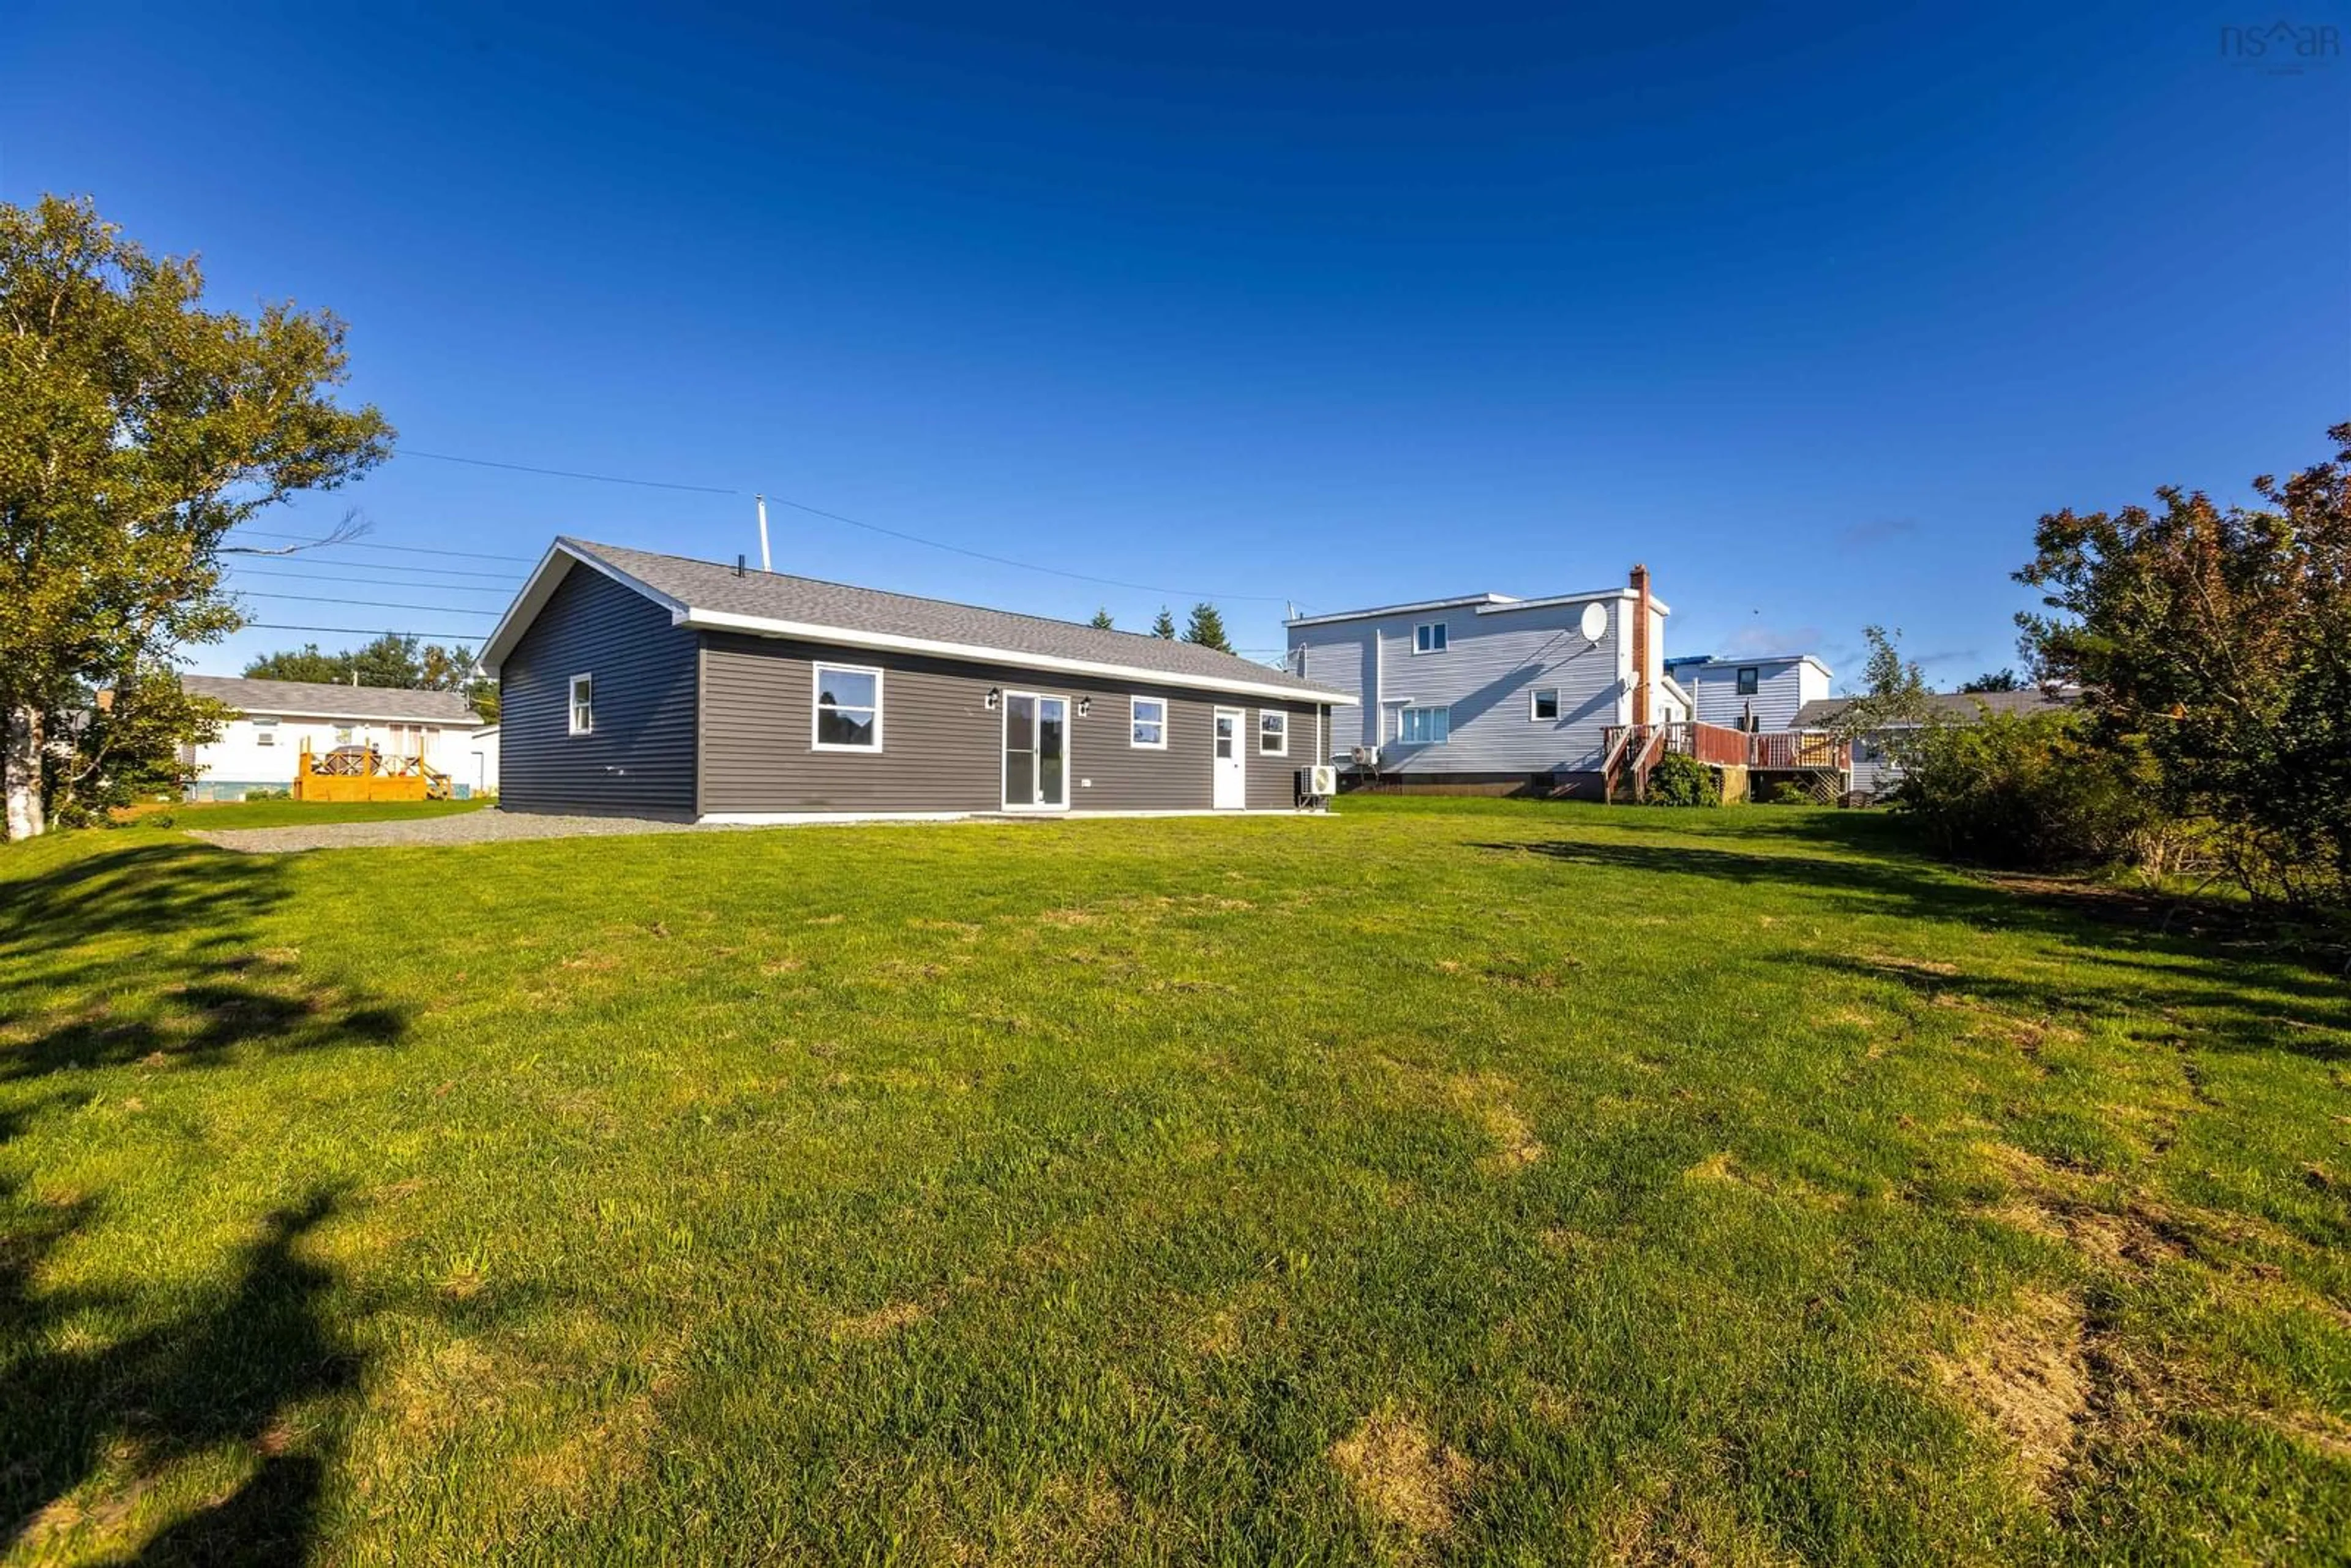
top-left (1349, 746), bottom-right (1379, 768)
top-left (1295, 764), bottom-right (1338, 809)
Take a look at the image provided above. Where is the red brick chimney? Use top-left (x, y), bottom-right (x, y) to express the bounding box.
top-left (1629, 563), bottom-right (1652, 726)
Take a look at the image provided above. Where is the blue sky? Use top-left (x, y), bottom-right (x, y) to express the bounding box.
top-left (5, 2), bottom-right (2344, 682)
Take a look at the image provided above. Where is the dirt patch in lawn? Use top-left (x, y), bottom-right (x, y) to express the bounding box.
top-left (834, 1299), bottom-right (931, 1340)
top-left (1329, 1409), bottom-right (1472, 1542)
top-left (1445, 1072), bottom-right (1545, 1171)
top-left (1931, 1287), bottom-right (2089, 1495)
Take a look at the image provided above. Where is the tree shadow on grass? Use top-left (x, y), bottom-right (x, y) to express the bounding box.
top-left (0, 839), bottom-right (410, 1084)
top-left (1, 1184), bottom-right (356, 1564)
top-left (0, 833), bottom-right (422, 1562)
top-left (1469, 836), bottom-right (2351, 1062)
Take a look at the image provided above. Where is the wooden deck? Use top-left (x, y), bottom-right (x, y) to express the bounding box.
top-left (1601, 722), bottom-right (1850, 802)
top-left (293, 745), bottom-right (454, 803)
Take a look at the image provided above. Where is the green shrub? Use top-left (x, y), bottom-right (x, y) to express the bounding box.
top-left (1646, 752), bottom-right (1719, 808)
top-left (1763, 782), bottom-right (1813, 806)
top-left (1891, 710), bottom-right (2156, 869)
top-left (244, 787), bottom-right (292, 801)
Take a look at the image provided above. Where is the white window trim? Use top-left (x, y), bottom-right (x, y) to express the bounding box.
top-left (1129, 694), bottom-right (1168, 750)
top-left (568, 673), bottom-right (594, 737)
top-left (811, 661), bottom-right (885, 752)
top-left (1401, 705), bottom-right (1450, 745)
top-left (1258, 709), bottom-right (1288, 756)
top-left (1413, 621), bottom-right (1449, 655)
top-left (253, 717), bottom-right (279, 746)
top-left (1529, 687), bottom-right (1560, 722)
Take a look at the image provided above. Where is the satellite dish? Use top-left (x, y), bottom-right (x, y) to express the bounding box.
top-left (1578, 602), bottom-right (1608, 642)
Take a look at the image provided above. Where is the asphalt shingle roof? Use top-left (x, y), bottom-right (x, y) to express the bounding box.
top-left (1791, 688), bottom-right (2071, 727)
top-left (566, 538), bottom-right (1340, 699)
top-left (179, 675), bottom-right (483, 724)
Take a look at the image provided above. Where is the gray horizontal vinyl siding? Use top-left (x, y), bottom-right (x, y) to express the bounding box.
top-left (1676, 659), bottom-right (1814, 730)
top-left (700, 634), bottom-right (1322, 814)
top-left (501, 566), bottom-right (699, 817)
top-left (1288, 599), bottom-right (1628, 774)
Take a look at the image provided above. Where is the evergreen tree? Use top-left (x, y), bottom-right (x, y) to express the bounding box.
top-left (1150, 607), bottom-right (1177, 639)
top-left (1088, 607), bottom-right (1115, 630)
top-left (1181, 602), bottom-right (1233, 653)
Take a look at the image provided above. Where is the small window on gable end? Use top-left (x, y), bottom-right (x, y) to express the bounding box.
top-left (1414, 622), bottom-right (1449, 654)
top-left (1130, 695), bottom-right (1168, 748)
top-left (1736, 667), bottom-right (1760, 696)
top-left (1259, 710), bottom-right (1287, 755)
top-left (253, 717), bottom-right (277, 746)
top-left (568, 674), bottom-right (594, 736)
top-left (1530, 688), bottom-right (1559, 721)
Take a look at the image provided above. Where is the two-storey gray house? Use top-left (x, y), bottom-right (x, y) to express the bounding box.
top-left (1662, 652), bottom-right (1833, 733)
top-left (1284, 566), bottom-right (1675, 797)
top-left (481, 539), bottom-right (1354, 821)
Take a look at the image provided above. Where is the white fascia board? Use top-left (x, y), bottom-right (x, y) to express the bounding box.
top-left (678, 609), bottom-right (1358, 706)
top-left (236, 705), bottom-right (480, 725)
top-left (1472, 588), bottom-right (1672, 616)
top-left (1285, 593), bottom-right (1517, 628)
top-left (478, 541), bottom-right (693, 673)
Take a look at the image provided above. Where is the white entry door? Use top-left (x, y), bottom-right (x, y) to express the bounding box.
top-left (1212, 707), bottom-right (1247, 809)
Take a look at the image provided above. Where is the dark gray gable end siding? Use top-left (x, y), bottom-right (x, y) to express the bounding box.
top-left (501, 565), bottom-right (699, 817)
top-left (700, 633), bottom-right (1320, 815)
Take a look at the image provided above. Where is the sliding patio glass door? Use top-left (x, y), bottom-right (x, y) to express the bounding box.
top-left (1002, 693), bottom-right (1068, 811)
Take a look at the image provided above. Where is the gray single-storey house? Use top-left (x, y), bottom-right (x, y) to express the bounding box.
top-left (478, 539), bottom-right (1354, 822)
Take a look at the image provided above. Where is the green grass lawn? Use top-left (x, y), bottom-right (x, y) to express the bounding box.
top-left (2, 797), bottom-right (2345, 1564)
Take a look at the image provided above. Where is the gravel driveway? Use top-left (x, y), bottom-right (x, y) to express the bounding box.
top-left (188, 809), bottom-right (748, 855)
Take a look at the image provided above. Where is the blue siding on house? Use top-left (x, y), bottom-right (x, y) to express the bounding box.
top-left (1289, 597), bottom-right (1633, 775)
top-left (501, 564), bottom-right (699, 816)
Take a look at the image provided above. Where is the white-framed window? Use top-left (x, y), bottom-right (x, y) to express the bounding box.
top-left (568, 673), bottom-right (594, 737)
top-left (1529, 688), bottom-right (1560, 721)
top-left (1414, 621), bottom-right (1449, 655)
top-left (1130, 694), bottom-right (1168, 749)
top-left (1400, 706), bottom-right (1450, 745)
top-left (334, 724), bottom-right (356, 746)
top-left (253, 717), bottom-right (279, 747)
top-left (1259, 710), bottom-right (1288, 755)
top-left (812, 663), bottom-right (882, 751)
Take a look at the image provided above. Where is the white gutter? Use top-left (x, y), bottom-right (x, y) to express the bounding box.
top-left (679, 608), bottom-right (1357, 706)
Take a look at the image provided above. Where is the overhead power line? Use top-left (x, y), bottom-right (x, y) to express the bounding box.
top-left (397, 448), bottom-right (738, 495)
top-left (227, 567), bottom-right (517, 594)
top-left (226, 527), bottom-right (538, 563)
top-left (392, 446), bottom-right (1297, 605)
top-left (234, 591), bottom-right (501, 615)
top-left (239, 621), bottom-right (491, 641)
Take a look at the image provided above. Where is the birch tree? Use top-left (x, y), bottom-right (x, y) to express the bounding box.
top-left (0, 195), bottom-right (389, 837)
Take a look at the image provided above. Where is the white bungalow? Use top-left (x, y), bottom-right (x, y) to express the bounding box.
top-left (176, 675), bottom-right (497, 800)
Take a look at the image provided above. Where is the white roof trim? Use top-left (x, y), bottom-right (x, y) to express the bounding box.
top-left (482, 541), bottom-right (1352, 705)
top-left (1285, 593), bottom-right (1518, 628)
top-left (1481, 590), bottom-right (1672, 616)
top-left (225, 702), bottom-right (476, 724)
top-left (681, 608), bottom-right (1354, 705)
top-left (1671, 653), bottom-right (1834, 680)
top-left (1288, 587), bottom-right (1666, 628)
top-left (479, 541), bottom-right (692, 672)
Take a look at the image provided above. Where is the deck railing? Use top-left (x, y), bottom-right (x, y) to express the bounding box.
top-left (1601, 723), bottom-right (1851, 797)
